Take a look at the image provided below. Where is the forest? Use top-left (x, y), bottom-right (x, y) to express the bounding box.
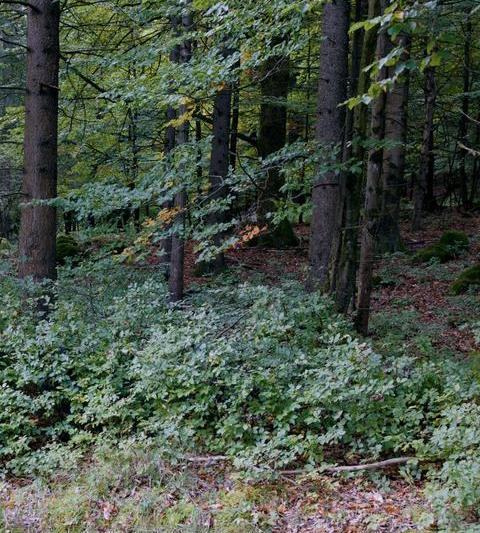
top-left (0, 0), bottom-right (479, 530)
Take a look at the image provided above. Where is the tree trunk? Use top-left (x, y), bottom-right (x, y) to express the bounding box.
top-left (201, 50), bottom-right (232, 274)
top-left (18, 0), bottom-right (60, 282)
top-left (355, 4), bottom-right (388, 335)
top-left (412, 65), bottom-right (436, 230)
top-left (159, 34), bottom-right (180, 268)
top-left (378, 34), bottom-right (410, 253)
top-left (229, 60), bottom-right (240, 172)
top-left (169, 8), bottom-right (192, 303)
top-left (307, 0), bottom-right (350, 290)
top-left (335, 0), bottom-right (375, 313)
top-left (257, 40), bottom-right (297, 247)
top-left (330, 0), bottom-right (373, 302)
top-left (458, 19), bottom-right (472, 209)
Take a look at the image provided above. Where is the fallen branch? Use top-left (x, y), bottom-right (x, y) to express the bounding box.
top-left (282, 456), bottom-right (417, 475)
top-left (186, 455), bottom-right (228, 463)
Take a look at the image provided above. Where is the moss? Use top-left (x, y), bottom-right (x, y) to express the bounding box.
top-left (414, 243), bottom-right (451, 264)
top-left (87, 233), bottom-right (128, 254)
top-left (451, 264), bottom-right (480, 295)
top-left (56, 234), bottom-right (80, 264)
top-left (439, 230), bottom-right (469, 251)
top-left (0, 237), bottom-right (13, 256)
top-left (256, 218), bottom-right (299, 248)
top-left (414, 231), bottom-right (469, 264)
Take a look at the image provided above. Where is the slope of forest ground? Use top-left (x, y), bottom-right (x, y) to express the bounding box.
top-left (1, 211), bottom-right (479, 532)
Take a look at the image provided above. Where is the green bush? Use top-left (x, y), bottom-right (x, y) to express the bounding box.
top-left (451, 264), bottom-right (480, 295)
top-left (439, 230), bottom-right (469, 252)
top-left (1, 261), bottom-right (479, 478)
top-left (414, 243), bottom-right (452, 263)
top-left (2, 259), bottom-right (480, 529)
top-left (419, 404), bottom-right (480, 530)
top-left (0, 237), bottom-right (13, 253)
top-left (414, 230), bottom-right (469, 264)
top-left (56, 234), bottom-right (80, 264)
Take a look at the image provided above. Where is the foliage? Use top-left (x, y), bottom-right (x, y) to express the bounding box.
top-left (56, 234), bottom-right (80, 265)
top-left (414, 230), bottom-right (469, 264)
top-left (0, 257), bottom-right (479, 488)
top-left (451, 264), bottom-right (480, 295)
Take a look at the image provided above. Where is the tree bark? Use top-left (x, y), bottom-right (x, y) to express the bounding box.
top-left (169, 8), bottom-right (192, 303)
top-left (412, 66), bottom-right (436, 230)
top-left (159, 35), bottom-right (180, 268)
top-left (332, 0), bottom-right (367, 311)
top-left (355, 4), bottom-right (388, 335)
top-left (229, 59), bottom-right (240, 172)
top-left (202, 49), bottom-right (232, 274)
top-left (18, 0), bottom-right (60, 282)
top-left (378, 34), bottom-right (410, 253)
top-left (458, 19), bottom-right (472, 208)
top-left (257, 40), bottom-right (297, 247)
top-left (307, 0), bottom-right (350, 291)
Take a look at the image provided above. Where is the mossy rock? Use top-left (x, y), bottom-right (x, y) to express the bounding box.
top-left (56, 234), bottom-right (80, 264)
top-left (450, 264), bottom-right (480, 295)
top-left (414, 231), bottom-right (470, 264)
top-left (438, 230), bottom-right (469, 254)
top-left (255, 219), bottom-right (299, 248)
top-left (413, 243), bottom-right (452, 264)
top-left (87, 234), bottom-right (128, 253)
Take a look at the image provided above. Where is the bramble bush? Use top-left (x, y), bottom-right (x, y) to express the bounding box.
top-left (1, 254), bottom-right (480, 528)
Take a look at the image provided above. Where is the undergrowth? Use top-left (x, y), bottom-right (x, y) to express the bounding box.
top-left (1, 253), bottom-right (480, 530)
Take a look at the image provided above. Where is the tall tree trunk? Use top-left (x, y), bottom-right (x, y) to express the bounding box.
top-left (160, 34), bottom-right (180, 268)
top-left (230, 76), bottom-right (240, 172)
top-left (335, 0), bottom-right (375, 313)
top-left (470, 111), bottom-right (480, 204)
top-left (412, 65), bottom-right (436, 230)
top-left (169, 8), bottom-right (192, 302)
top-left (355, 5), bottom-right (388, 335)
top-left (458, 19), bottom-right (472, 208)
top-left (307, 0), bottom-right (350, 290)
top-left (378, 33), bottom-right (410, 253)
top-left (202, 49), bottom-right (232, 274)
top-left (18, 0), bottom-right (60, 282)
top-left (257, 41), bottom-right (297, 247)
top-left (332, 0), bottom-right (367, 309)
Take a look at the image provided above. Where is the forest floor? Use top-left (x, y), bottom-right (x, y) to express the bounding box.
top-left (1, 210), bottom-right (479, 532)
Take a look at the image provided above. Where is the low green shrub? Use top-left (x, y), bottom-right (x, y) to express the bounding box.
top-left (417, 404), bottom-right (480, 530)
top-left (414, 230), bottom-right (469, 264)
top-left (2, 257), bottom-right (480, 529)
top-left (0, 237), bottom-right (13, 254)
top-left (451, 264), bottom-right (480, 295)
top-left (439, 230), bottom-right (469, 252)
top-left (56, 234), bottom-right (80, 264)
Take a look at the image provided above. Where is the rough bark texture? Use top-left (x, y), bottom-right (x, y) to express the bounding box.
top-left (355, 5), bottom-right (388, 335)
top-left (159, 38), bottom-right (180, 268)
top-left (257, 41), bottom-right (297, 247)
top-left (412, 66), bottom-right (436, 230)
top-left (308, 0), bottom-right (350, 291)
top-left (229, 60), bottom-right (240, 172)
top-left (378, 34), bottom-right (410, 253)
top-left (169, 9), bottom-right (192, 303)
top-left (332, 0), bottom-right (367, 311)
top-left (201, 56), bottom-right (232, 274)
top-left (458, 19), bottom-right (472, 208)
top-left (18, 0), bottom-right (60, 281)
